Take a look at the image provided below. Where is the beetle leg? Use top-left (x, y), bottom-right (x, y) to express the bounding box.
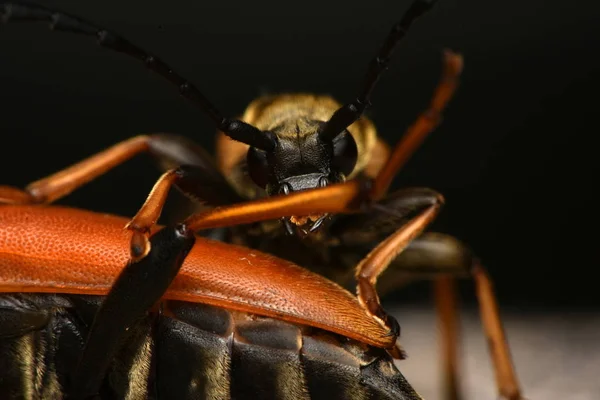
top-left (434, 276), bottom-right (462, 400)
top-left (381, 233), bottom-right (523, 400)
top-left (330, 187), bottom-right (444, 249)
top-left (0, 133), bottom-right (241, 206)
top-left (355, 233), bottom-right (466, 400)
top-left (353, 191), bottom-right (444, 335)
top-left (127, 178), bottom-right (369, 258)
top-left (370, 50), bottom-right (463, 200)
top-left (472, 263), bottom-right (524, 400)
top-left (127, 162), bottom-right (256, 258)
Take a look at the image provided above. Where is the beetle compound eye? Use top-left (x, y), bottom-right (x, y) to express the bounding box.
top-left (247, 146), bottom-right (270, 188)
top-left (331, 131), bottom-right (358, 177)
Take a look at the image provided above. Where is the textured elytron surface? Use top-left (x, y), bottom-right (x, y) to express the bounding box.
top-left (0, 204), bottom-right (391, 347)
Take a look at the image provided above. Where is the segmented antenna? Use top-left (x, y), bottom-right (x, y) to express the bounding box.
top-left (319, 0), bottom-right (438, 142)
top-left (0, 2), bottom-right (276, 151)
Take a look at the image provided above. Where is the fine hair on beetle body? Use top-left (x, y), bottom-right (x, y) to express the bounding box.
top-left (0, 1), bottom-right (525, 399)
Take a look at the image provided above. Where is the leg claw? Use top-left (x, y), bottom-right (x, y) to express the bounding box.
top-left (129, 230), bottom-right (150, 260)
top-left (381, 312), bottom-right (401, 338)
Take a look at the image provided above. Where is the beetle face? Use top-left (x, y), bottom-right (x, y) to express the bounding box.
top-left (246, 119), bottom-right (358, 234)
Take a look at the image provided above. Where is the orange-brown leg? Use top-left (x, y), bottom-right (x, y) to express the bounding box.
top-left (473, 263), bottom-right (523, 400)
top-left (370, 50), bottom-right (463, 201)
top-left (435, 276), bottom-right (462, 400)
top-left (350, 232), bottom-right (465, 400)
top-left (0, 133), bottom-right (240, 206)
top-left (379, 234), bottom-right (523, 400)
top-left (353, 197), bottom-right (444, 334)
top-left (360, 49), bottom-right (465, 395)
top-left (126, 176), bottom-right (368, 257)
top-left (0, 136), bottom-right (149, 205)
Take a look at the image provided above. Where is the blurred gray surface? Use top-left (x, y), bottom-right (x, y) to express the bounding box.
top-left (391, 306), bottom-right (600, 400)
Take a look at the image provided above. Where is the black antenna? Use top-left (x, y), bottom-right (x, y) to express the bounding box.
top-left (319, 0), bottom-right (437, 142)
top-left (0, 2), bottom-right (276, 151)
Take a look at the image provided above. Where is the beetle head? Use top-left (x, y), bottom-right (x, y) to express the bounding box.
top-left (246, 118), bottom-right (358, 235)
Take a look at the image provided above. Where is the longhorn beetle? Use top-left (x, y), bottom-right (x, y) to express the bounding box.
top-left (0, 1), bottom-right (524, 399)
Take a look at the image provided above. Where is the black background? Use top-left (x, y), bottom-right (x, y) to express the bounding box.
top-left (0, 0), bottom-right (598, 309)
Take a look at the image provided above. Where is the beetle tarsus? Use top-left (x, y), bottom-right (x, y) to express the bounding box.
top-left (383, 314), bottom-right (401, 338)
top-left (129, 230), bottom-right (151, 260)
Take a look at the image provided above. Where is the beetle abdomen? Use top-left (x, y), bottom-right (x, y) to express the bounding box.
top-left (0, 294), bottom-right (421, 400)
